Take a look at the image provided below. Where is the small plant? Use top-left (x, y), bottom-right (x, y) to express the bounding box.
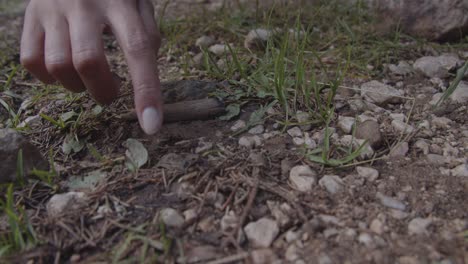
top-left (0, 185), bottom-right (37, 257)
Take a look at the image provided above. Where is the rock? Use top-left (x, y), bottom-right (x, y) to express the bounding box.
top-left (355, 120), bottom-right (382, 148)
top-left (285, 230), bottom-right (300, 242)
top-left (370, 219), bottom-right (385, 235)
top-left (426, 154), bottom-right (449, 166)
top-left (208, 44), bottom-right (228, 56)
top-left (388, 61), bottom-right (413, 76)
top-left (413, 54), bottom-right (461, 78)
top-left (360, 80), bottom-right (402, 105)
top-left (292, 137), bottom-right (305, 146)
top-left (304, 133), bottom-right (317, 149)
top-left (449, 80), bottom-right (468, 104)
top-left (296, 111), bottom-right (312, 130)
top-left (244, 28), bottom-right (273, 50)
top-left (390, 113), bottom-right (406, 122)
top-left (160, 208), bottom-right (185, 228)
top-left (376, 192), bottom-right (406, 211)
top-left (239, 135), bottom-right (263, 148)
top-left (47, 192), bottom-right (87, 217)
top-left (231, 120), bottom-right (246, 132)
top-left (250, 249), bottom-right (279, 264)
top-left (358, 233), bottom-right (374, 247)
top-left (431, 116), bottom-right (452, 129)
top-left (391, 120), bottom-right (415, 134)
top-left (285, 244), bottom-right (300, 262)
top-left (244, 218), bottom-right (280, 248)
top-left (414, 140), bottom-right (430, 155)
top-left (408, 217), bottom-right (432, 235)
top-left (369, 1), bottom-right (468, 41)
top-left (267, 201), bottom-right (293, 228)
top-left (221, 211), bottom-right (238, 232)
top-left (183, 209), bottom-right (197, 222)
top-left (356, 166), bottom-right (379, 182)
top-left (319, 175), bottom-right (344, 195)
top-left (337, 116), bottom-right (356, 134)
top-left (192, 53), bottom-right (204, 68)
top-left (451, 164), bottom-right (468, 177)
top-left (389, 142), bottom-right (409, 158)
top-left (287, 126), bottom-right (303, 138)
top-left (195, 35), bottom-right (215, 49)
top-left (249, 125), bottom-right (265, 135)
top-left (289, 165), bottom-right (317, 192)
top-left (0, 129), bottom-right (48, 184)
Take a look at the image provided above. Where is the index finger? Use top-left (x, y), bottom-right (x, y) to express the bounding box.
top-left (107, 1), bottom-right (162, 135)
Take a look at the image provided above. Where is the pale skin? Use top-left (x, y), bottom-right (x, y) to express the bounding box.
top-left (20, 0), bottom-right (163, 135)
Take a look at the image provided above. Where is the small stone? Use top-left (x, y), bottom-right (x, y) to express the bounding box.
top-left (160, 208), bottom-right (185, 228)
top-left (337, 116), bottom-right (356, 134)
top-left (370, 219), bottom-right (384, 235)
top-left (360, 80), bottom-right (403, 106)
top-left (287, 127), bottom-right (303, 138)
top-left (231, 120), bottom-right (246, 132)
top-left (426, 154), bottom-right (449, 165)
top-left (244, 218), bottom-right (279, 248)
top-left (355, 120), bottom-right (382, 148)
top-left (192, 53), bottom-right (204, 68)
top-left (183, 209), bottom-right (197, 222)
top-left (408, 217), bottom-right (432, 235)
top-left (239, 135), bottom-right (262, 148)
top-left (340, 135), bottom-right (375, 160)
top-left (413, 54), bottom-right (461, 78)
top-left (391, 120), bottom-right (415, 134)
top-left (388, 61), bottom-right (413, 76)
top-left (389, 209), bottom-right (409, 220)
top-left (0, 129), bottom-right (48, 184)
top-left (449, 80), bottom-right (468, 104)
top-left (414, 140), bottom-right (430, 155)
top-left (451, 164), bottom-right (468, 177)
top-left (358, 233), bottom-right (374, 247)
top-left (319, 175), bottom-right (344, 195)
top-left (431, 116), bottom-right (452, 129)
top-left (250, 249), bottom-right (278, 264)
top-left (208, 44), bottom-right (228, 56)
top-left (304, 133), bottom-right (317, 149)
top-left (296, 111), bottom-right (312, 130)
top-left (47, 192), bottom-right (87, 217)
top-left (292, 137), bottom-right (305, 146)
top-left (389, 142), bottom-right (409, 158)
top-left (285, 244), bottom-right (300, 262)
top-left (285, 230), bottom-right (300, 243)
top-left (267, 201), bottom-right (291, 228)
top-left (249, 125), bottom-right (265, 135)
top-left (244, 28), bottom-right (273, 50)
top-left (376, 192), bottom-right (406, 211)
top-left (289, 165), bottom-right (317, 192)
top-left (390, 113), bottom-right (406, 122)
top-left (356, 166), bottom-right (379, 182)
top-left (221, 211), bottom-right (238, 232)
top-left (195, 35), bottom-right (215, 49)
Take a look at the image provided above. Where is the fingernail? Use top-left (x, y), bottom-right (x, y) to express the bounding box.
top-left (142, 107), bottom-right (160, 135)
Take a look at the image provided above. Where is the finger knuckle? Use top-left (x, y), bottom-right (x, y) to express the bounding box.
top-left (124, 32), bottom-right (153, 57)
top-left (45, 53), bottom-right (73, 76)
top-left (72, 48), bottom-right (101, 75)
top-left (133, 83), bottom-right (154, 94)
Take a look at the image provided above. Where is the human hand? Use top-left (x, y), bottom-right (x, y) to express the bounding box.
top-left (20, 0), bottom-right (163, 135)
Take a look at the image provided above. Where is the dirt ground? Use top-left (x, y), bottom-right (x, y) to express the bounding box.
top-left (0, 1), bottom-right (467, 263)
